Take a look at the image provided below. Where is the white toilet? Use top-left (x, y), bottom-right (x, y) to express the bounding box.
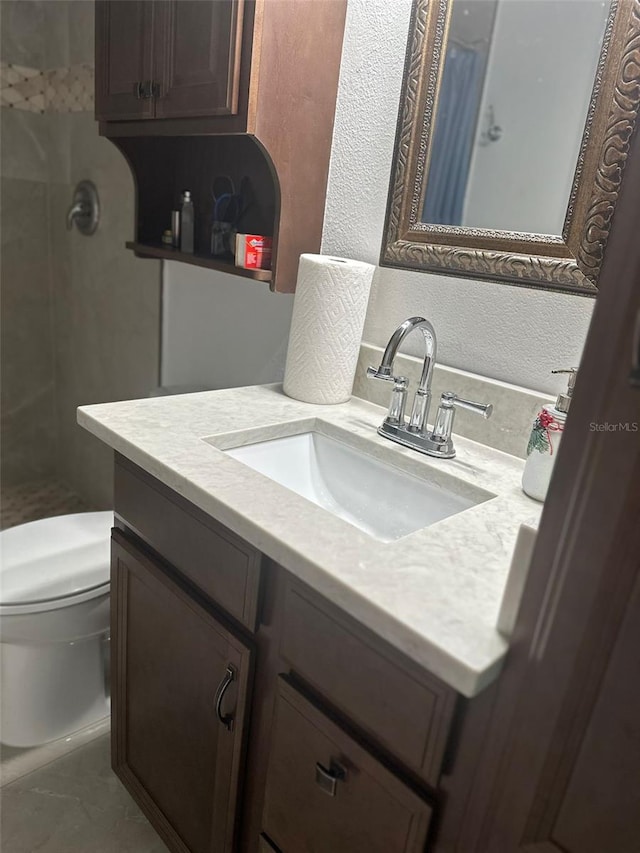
top-left (0, 511), bottom-right (113, 748)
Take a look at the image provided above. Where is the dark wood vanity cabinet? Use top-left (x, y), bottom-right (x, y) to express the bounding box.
top-left (279, 579), bottom-right (457, 789)
top-left (96, 0), bottom-right (243, 122)
top-left (261, 677), bottom-right (433, 853)
top-left (111, 531), bottom-right (253, 853)
top-left (112, 456), bottom-right (451, 852)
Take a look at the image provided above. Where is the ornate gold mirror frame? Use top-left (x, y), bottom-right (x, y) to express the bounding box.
top-left (381, 0), bottom-right (640, 296)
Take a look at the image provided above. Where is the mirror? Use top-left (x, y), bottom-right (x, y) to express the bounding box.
top-left (382, 0), bottom-right (640, 295)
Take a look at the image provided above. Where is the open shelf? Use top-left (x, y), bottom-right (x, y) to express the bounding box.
top-left (125, 242), bottom-right (273, 283)
top-left (113, 135), bottom-right (277, 285)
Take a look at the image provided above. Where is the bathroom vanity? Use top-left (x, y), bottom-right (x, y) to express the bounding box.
top-left (79, 385), bottom-right (541, 853)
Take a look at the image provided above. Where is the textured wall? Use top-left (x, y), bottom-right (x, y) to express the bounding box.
top-left (321, 0), bottom-right (594, 396)
top-left (161, 262), bottom-right (293, 391)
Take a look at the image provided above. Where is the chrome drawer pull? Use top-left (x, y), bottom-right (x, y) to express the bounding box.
top-left (215, 664), bottom-right (236, 731)
top-left (315, 760), bottom-right (346, 797)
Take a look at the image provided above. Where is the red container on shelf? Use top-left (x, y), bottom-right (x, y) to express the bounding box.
top-left (235, 234), bottom-right (273, 270)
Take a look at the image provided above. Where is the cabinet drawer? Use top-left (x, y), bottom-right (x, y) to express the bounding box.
top-left (263, 677), bottom-right (433, 853)
top-left (114, 456), bottom-right (262, 631)
top-left (280, 580), bottom-right (457, 786)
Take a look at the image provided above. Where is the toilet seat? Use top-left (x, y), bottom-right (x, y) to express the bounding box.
top-left (0, 511), bottom-right (113, 616)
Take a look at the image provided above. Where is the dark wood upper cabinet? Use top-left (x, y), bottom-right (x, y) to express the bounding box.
top-left (95, 0), bottom-right (348, 292)
top-left (111, 531), bottom-right (253, 853)
top-left (96, 0), bottom-right (244, 122)
top-left (153, 0), bottom-right (244, 119)
top-left (95, 0), bottom-right (155, 121)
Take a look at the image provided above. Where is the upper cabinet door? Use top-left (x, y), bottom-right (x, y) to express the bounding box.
top-left (153, 0), bottom-right (244, 119)
top-left (95, 0), bottom-right (155, 121)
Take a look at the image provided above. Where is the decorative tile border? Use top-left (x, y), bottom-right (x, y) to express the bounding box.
top-left (0, 61), bottom-right (94, 113)
top-left (0, 62), bottom-right (45, 111)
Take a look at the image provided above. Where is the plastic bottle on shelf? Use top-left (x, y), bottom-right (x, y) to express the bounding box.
top-left (179, 190), bottom-right (194, 254)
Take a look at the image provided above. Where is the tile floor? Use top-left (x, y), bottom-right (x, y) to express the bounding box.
top-left (1, 718), bottom-right (111, 788)
top-left (1, 734), bottom-right (168, 853)
top-left (0, 478), bottom-right (91, 529)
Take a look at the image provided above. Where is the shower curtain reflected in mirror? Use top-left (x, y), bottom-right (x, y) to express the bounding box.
top-left (422, 42), bottom-right (484, 226)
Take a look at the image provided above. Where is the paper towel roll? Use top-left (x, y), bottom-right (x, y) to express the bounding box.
top-left (283, 254), bottom-right (375, 404)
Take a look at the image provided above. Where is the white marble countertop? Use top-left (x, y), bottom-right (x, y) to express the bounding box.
top-left (78, 384), bottom-right (542, 697)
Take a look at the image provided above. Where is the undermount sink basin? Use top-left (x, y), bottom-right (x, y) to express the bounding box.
top-left (224, 430), bottom-right (489, 542)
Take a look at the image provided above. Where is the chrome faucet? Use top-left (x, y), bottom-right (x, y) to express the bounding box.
top-left (367, 317), bottom-right (437, 433)
top-left (368, 317), bottom-right (493, 459)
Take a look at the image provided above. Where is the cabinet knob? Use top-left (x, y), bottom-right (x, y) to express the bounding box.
top-left (133, 81), bottom-right (144, 100)
top-left (315, 760), bottom-right (346, 797)
top-left (214, 664), bottom-right (236, 731)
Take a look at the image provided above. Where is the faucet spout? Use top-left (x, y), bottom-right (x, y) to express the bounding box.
top-left (378, 317), bottom-right (437, 383)
top-left (374, 317), bottom-right (437, 433)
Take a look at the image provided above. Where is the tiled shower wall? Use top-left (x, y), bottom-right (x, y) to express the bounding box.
top-left (1, 0), bottom-right (162, 508)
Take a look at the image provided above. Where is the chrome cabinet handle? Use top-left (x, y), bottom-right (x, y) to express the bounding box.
top-left (142, 80), bottom-right (160, 99)
top-left (133, 80), bottom-right (160, 100)
top-left (315, 760), bottom-right (346, 797)
top-left (214, 664), bottom-right (236, 731)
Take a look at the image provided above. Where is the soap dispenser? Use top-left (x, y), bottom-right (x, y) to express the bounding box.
top-left (522, 368), bottom-right (577, 502)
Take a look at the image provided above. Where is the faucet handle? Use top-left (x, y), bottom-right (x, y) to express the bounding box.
top-left (367, 366), bottom-right (409, 425)
top-left (442, 392), bottom-right (493, 419)
top-left (429, 391), bottom-right (493, 457)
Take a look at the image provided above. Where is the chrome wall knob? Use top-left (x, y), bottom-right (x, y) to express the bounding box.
top-left (66, 180), bottom-right (100, 235)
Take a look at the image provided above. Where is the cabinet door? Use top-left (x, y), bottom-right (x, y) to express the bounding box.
top-left (111, 531), bottom-right (253, 853)
top-left (262, 677), bottom-right (433, 853)
top-left (153, 0), bottom-right (244, 119)
top-left (95, 0), bottom-right (155, 121)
